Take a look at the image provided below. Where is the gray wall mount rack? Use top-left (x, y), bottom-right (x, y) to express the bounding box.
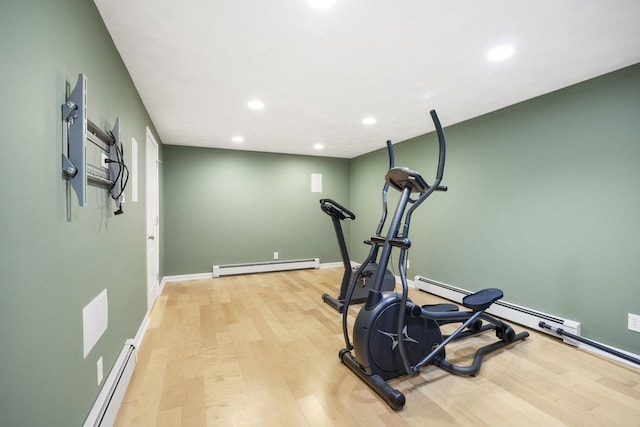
top-left (61, 73), bottom-right (125, 208)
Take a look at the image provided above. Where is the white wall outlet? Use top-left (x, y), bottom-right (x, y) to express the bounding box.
top-left (407, 259), bottom-right (410, 269)
top-left (273, 252), bottom-right (279, 260)
top-left (100, 152), bottom-right (109, 169)
top-left (97, 356), bottom-right (104, 385)
top-left (629, 313), bottom-right (640, 333)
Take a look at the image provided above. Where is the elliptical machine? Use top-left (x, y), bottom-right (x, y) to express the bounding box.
top-left (320, 141), bottom-right (396, 313)
top-left (338, 110), bottom-right (529, 410)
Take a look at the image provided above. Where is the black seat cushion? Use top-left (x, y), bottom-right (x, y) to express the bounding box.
top-left (462, 288), bottom-right (503, 311)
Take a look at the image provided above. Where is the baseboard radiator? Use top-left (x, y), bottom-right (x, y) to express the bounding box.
top-left (212, 258), bottom-right (320, 278)
top-left (83, 341), bottom-right (136, 427)
top-left (414, 276), bottom-right (582, 343)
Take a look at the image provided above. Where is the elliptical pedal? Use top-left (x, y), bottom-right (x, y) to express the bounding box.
top-left (462, 288), bottom-right (503, 312)
top-left (422, 303), bottom-right (458, 312)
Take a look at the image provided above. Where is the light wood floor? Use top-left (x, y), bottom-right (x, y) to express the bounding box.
top-left (115, 268), bottom-right (640, 426)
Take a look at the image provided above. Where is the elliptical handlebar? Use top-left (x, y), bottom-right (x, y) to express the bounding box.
top-left (320, 199), bottom-right (356, 221)
top-left (429, 109), bottom-right (446, 186)
top-left (373, 140), bottom-right (395, 236)
top-left (386, 139), bottom-right (395, 170)
top-left (392, 109), bottom-right (447, 242)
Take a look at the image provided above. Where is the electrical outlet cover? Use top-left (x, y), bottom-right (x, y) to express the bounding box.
top-left (97, 356), bottom-right (104, 384)
top-left (629, 313), bottom-right (640, 333)
top-left (100, 152), bottom-right (109, 169)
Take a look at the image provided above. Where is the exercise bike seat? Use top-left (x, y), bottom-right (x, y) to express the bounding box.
top-left (421, 303), bottom-right (459, 312)
top-left (462, 288), bottom-right (503, 312)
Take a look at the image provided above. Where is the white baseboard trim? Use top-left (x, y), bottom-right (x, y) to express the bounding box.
top-left (161, 261), bottom-right (341, 283)
top-left (576, 341), bottom-right (640, 369)
top-left (83, 342), bottom-right (136, 427)
top-left (213, 258), bottom-right (319, 277)
top-left (133, 312), bottom-right (150, 350)
top-left (319, 261), bottom-right (344, 269)
top-left (161, 272), bottom-right (212, 286)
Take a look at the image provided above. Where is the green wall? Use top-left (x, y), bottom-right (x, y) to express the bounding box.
top-left (1, 1), bottom-right (638, 424)
top-left (350, 63), bottom-right (640, 355)
top-left (162, 145), bottom-right (350, 275)
top-left (0, 1), bottom-right (157, 425)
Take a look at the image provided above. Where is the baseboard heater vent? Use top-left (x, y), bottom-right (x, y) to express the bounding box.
top-left (83, 341), bottom-right (136, 427)
top-left (213, 258), bottom-right (320, 278)
top-left (414, 276), bottom-right (581, 343)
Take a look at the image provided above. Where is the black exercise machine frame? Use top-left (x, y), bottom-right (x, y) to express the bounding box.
top-left (338, 110), bottom-right (529, 410)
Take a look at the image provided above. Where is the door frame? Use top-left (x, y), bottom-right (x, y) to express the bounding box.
top-left (145, 127), bottom-right (160, 311)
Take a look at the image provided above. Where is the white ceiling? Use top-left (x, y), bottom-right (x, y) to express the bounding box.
top-left (94, 0), bottom-right (640, 159)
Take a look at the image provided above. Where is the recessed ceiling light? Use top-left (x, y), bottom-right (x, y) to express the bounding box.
top-left (313, 143), bottom-right (324, 150)
top-left (307, 0), bottom-right (336, 8)
top-left (247, 99), bottom-right (265, 110)
top-left (362, 117), bottom-right (376, 125)
top-left (487, 45), bottom-right (515, 61)
top-left (232, 136), bottom-right (244, 143)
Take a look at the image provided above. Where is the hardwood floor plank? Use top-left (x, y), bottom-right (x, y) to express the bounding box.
top-left (181, 376), bottom-right (206, 426)
top-left (156, 407), bottom-right (181, 427)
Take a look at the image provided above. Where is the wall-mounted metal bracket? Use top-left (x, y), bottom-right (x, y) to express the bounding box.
top-left (61, 73), bottom-right (87, 206)
top-left (61, 73), bottom-right (128, 214)
top-left (62, 101), bottom-right (78, 123)
top-left (62, 154), bottom-right (77, 178)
